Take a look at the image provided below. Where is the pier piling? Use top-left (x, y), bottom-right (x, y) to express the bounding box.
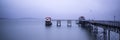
top-left (103, 28), bottom-right (107, 40)
top-left (107, 30), bottom-right (110, 40)
top-left (57, 20), bottom-right (61, 26)
top-left (67, 20), bottom-right (72, 27)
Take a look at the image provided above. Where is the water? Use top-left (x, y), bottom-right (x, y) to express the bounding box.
top-left (0, 19), bottom-right (93, 40)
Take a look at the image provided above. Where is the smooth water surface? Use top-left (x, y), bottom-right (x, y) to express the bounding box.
top-left (0, 19), bottom-right (96, 40)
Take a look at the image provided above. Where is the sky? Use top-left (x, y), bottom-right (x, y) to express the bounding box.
top-left (0, 0), bottom-right (120, 20)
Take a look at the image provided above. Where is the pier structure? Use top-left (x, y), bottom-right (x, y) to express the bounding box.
top-left (52, 19), bottom-right (74, 27)
top-left (45, 17), bottom-right (120, 40)
top-left (57, 20), bottom-right (61, 26)
top-left (45, 17), bottom-right (52, 26)
top-left (78, 20), bottom-right (120, 40)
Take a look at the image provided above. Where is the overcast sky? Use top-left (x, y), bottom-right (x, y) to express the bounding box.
top-left (1, 0), bottom-right (120, 20)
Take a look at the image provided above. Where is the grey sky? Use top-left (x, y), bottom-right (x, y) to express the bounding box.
top-left (1, 0), bottom-right (120, 20)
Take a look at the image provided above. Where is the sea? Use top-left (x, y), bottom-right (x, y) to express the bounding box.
top-left (0, 19), bottom-right (119, 40)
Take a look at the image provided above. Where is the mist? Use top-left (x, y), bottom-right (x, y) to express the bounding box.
top-left (1, 0), bottom-right (120, 20)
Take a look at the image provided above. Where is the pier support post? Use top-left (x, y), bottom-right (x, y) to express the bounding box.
top-left (119, 30), bottom-right (120, 40)
top-left (94, 26), bottom-right (98, 40)
top-left (57, 20), bottom-right (61, 26)
top-left (103, 28), bottom-right (107, 40)
top-left (88, 24), bottom-right (93, 32)
top-left (67, 20), bottom-right (72, 27)
top-left (107, 30), bottom-right (110, 40)
top-left (92, 26), bottom-right (98, 40)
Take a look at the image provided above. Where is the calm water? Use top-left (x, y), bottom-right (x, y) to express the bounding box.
top-left (0, 19), bottom-right (118, 40)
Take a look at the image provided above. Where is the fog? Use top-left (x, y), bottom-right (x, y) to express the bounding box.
top-left (1, 0), bottom-right (120, 20)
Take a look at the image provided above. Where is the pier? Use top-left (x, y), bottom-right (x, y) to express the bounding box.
top-left (45, 17), bottom-right (120, 40)
top-left (79, 20), bottom-right (120, 40)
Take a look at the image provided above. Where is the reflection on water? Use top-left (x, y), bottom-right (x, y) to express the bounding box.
top-left (0, 19), bottom-right (106, 40)
top-left (0, 19), bottom-right (119, 40)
